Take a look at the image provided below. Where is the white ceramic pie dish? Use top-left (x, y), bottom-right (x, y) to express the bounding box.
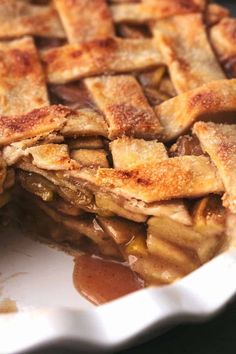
top-left (0, 226), bottom-right (236, 354)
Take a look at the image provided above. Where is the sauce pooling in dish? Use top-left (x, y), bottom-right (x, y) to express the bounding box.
top-left (73, 255), bottom-right (144, 305)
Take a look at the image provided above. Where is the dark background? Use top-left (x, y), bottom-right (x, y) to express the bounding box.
top-left (26, 1), bottom-right (236, 354)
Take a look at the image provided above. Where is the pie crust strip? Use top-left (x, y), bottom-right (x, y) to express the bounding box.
top-left (54, 0), bottom-right (115, 44)
top-left (110, 137), bottom-right (168, 169)
top-left (152, 14), bottom-right (226, 93)
top-left (0, 0), bottom-right (65, 39)
top-left (84, 75), bottom-right (163, 139)
top-left (0, 37), bottom-right (49, 115)
top-left (155, 79), bottom-right (236, 141)
top-left (42, 38), bottom-right (164, 84)
top-left (0, 105), bottom-right (109, 146)
top-left (97, 155), bottom-right (224, 203)
top-left (0, 106), bottom-right (68, 145)
top-left (193, 122), bottom-right (236, 213)
top-left (206, 4), bottom-right (229, 26)
top-left (111, 0), bottom-right (206, 24)
top-left (110, 137), bottom-right (192, 225)
top-left (210, 18), bottom-right (236, 77)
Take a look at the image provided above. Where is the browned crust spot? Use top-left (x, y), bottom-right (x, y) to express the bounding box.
top-left (189, 91), bottom-right (222, 109)
top-left (107, 104), bottom-right (158, 136)
top-left (0, 105), bottom-right (70, 134)
top-left (98, 164), bottom-right (194, 192)
top-left (0, 47), bottom-right (37, 78)
top-left (219, 18), bottom-right (236, 42)
top-left (160, 0), bottom-right (201, 14)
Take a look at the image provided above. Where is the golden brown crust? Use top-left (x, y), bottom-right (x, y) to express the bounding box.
top-left (111, 3), bottom-right (148, 24)
top-left (155, 79), bottom-right (236, 141)
top-left (152, 14), bottom-right (225, 93)
top-left (210, 18), bottom-right (236, 76)
top-left (206, 4), bottom-right (230, 27)
top-left (0, 105), bottom-right (69, 145)
top-left (2, 132), bottom-right (65, 167)
top-left (61, 108), bottom-right (108, 137)
top-left (193, 122), bottom-right (236, 213)
top-left (110, 137), bottom-right (193, 225)
top-left (0, 104), bottom-right (110, 146)
top-left (210, 18), bottom-right (236, 60)
top-left (111, 0), bottom-right (206, 24)
top-left (26, 144), bottom-right (78, 171)
top-left (0, 37), bottom-right (49, 115)
top-left (110, 137), bottom-right (168, 169)
top-left (41, 37), bottom-right (163, 84)
top-left (54, 0), bottom-right (114, 43)
top-left (0, 0), bottom-right (65, 39)
top-left (110, 0), bottom-right (140, 3)
top-left (85, 75), bottom-right (163, 139)
top-left (97, 156), bottom-right (224, 203)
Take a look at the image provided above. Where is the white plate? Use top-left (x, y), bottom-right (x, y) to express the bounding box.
top-left (1, 226), bottom-right (236, 354)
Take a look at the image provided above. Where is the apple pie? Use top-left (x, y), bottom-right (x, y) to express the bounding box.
top-left (0, 0), bottom-right (236, 303)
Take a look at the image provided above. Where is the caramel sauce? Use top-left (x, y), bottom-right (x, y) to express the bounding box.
top-left (0, 298), bottom-right (17, 314)
top-left (73, 255), bottom-right (143, 305)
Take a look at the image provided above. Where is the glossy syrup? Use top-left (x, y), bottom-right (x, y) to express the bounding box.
top-left (73, 255), bottom-right (144, 305)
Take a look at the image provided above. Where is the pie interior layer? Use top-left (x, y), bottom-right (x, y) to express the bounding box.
top-left (0, 0), bottom-right (235, 302)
